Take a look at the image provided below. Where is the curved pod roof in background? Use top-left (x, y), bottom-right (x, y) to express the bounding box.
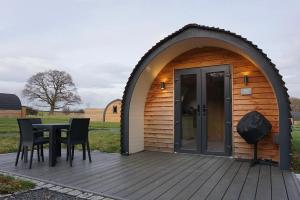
top-left (0, 93), bottom-right (22, 110)
top-left (121, 24), bottom-right (291, 170)
top-left (103, 98), bottom-right (122, 122)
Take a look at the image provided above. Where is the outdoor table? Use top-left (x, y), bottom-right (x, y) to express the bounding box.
top-left (32, 123), bottom-right (70, 167)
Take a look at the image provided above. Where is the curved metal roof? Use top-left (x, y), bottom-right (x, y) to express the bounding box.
top-left (120, 24), bottom-right (291, 169)
top-left (0, 93), bottom-right (22, 110)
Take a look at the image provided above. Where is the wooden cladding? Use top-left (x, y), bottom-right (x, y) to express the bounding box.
top-left (104, 100), bottom-right (122, 122)
top-left (144, 47), bottom-right (279, 161)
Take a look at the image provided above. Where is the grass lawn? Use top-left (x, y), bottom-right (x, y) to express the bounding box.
top-left (0, 174), bottom-right (35, 194)
top-left (0, 116), bottom-right (120, 154)
top-left (292, 125), bottom-right (300, 173)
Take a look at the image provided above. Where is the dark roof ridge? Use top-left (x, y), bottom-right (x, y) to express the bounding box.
top-left (0, 93), bottom-right (22, 110)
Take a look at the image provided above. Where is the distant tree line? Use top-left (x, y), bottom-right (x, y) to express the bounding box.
top-left (24, 107), bottom-right (38, 116)
top-left (290, 97), bottom-right (300, 112)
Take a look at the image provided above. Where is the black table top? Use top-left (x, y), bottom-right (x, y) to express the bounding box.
top-left (32, 123), bottom-right (70, 129)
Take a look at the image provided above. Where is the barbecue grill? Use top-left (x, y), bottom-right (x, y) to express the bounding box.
top-left (237, 111), bottom-right (272, 166)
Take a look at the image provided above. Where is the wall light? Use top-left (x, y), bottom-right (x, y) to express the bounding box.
top-left (243, 75), bottom-right (249, 85)
top-left (160, 82), bottom-right (166, 90)
top-left (241, 71), bottom-right (250, 86)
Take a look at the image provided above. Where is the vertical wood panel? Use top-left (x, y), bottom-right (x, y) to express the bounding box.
top-left (104, 100), bottom-right (122, 122)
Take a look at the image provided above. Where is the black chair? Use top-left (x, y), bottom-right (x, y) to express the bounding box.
top-left (60, 118), bottom-right (91, 166)
top-left (29, 118), bottom-right (49, 162)
top-left (15, 119), bottom-right (49, 168)
top-left (16, 118), bottom-right (48, 165)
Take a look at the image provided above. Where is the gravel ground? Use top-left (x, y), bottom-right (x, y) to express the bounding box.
top-left (2, 188), bottom-right (86, 200)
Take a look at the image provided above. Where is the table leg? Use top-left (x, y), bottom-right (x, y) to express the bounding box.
top-left (56, 130), bottom-right (61, 157)
top-left (49, 127), bottom-right (56, 167)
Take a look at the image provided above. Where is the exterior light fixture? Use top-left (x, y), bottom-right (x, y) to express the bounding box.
top-left (243, 75), bottom-right (249, 85)
top-left (160, 82), bottom-right (166, 90)
top-left (241, 71), bottom-right (250, 86)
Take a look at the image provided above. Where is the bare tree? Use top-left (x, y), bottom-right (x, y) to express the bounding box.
top-left (23, 70), bottom-right (81, 114)
top-left (291, 97), bottom-right (300, 112)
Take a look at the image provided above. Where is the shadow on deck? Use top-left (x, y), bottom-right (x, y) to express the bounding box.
top-left (0, 151), bottom-right (299, 200)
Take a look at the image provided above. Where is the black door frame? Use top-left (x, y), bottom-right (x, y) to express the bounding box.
top-left (174, 64), bottom-right (232, 156)
top-left (174, 68), bottom-right (202, 154)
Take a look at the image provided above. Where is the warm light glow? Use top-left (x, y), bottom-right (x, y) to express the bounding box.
top-left (160, 82), bottom-right (166, 90)
top-left (241, 71), bottom-right (251, 76)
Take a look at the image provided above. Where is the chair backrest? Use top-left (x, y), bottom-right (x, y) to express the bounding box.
top-left (69, 118), bottom-right (90, 143)
top-left (29, 118), bottom-right (42, 125)
top-left (17, 118), bottom-right (34, 145)
top-left (29, 118), bottom-right (43, 137)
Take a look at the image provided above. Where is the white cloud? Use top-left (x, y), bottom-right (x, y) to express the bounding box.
top-left (0, 56), bottom-right (55, 82)
top-left (0, 0), bottom-right (299, 110)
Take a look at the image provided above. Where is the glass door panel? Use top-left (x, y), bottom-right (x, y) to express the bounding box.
top-left (205, 71), bottom-right (225, 153)
top-left (180, 74), bottom-right (197, 150)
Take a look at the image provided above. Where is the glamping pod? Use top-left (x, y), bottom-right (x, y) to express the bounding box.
top-left (0, 93), bottom-right (22, 117)
top-left (121, 24), bottom-right (291, 170)
top-left (103, 99), bottom-right (122, 122)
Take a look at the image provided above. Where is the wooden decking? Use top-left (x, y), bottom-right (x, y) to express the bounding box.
top-left (0, 151), bottom-right (299, 200)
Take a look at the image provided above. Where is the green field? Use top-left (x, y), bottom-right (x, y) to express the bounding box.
top-left (292, 125), bottom-right (300, 172)
top-left (0, 116), bottom-right (120, 154)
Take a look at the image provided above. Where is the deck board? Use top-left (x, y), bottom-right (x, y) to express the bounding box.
top-left (206, 161), bottom-right (242, 200)
top-left (140, 157), bottom-right (212, 200)
top-left (271, 166), bottom-right (288, 200)
top-left (222, 162), bottom-right (250, 200)
top-left (125, 154), bottom-right (202, 200)
top-left (90, 153), bottom-right (177, 191)
top-left (256, 165), bottom-right (272, 200)
top-left (103, 155), bottom-right (190, 194)
top-left (172, 158), bottom-right (228, 200)
top-left (283, 171), bottom-right (300, 200)
top-left (189, 159), bottom-right (234, 200)
top-left (155, 157), bottom-right (218, 200)
top-left (112, 155), bottom-right (195, 197)
top-left (0, 151), bottom-right (299, 200)
top-left (239, 164), bottom-right (260, 200)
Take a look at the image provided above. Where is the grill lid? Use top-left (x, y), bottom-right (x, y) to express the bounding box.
top-left (237, 111), bottom-right (272, 144)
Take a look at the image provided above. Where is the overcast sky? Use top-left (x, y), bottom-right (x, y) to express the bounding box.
top-left (0, 0), bottom-right (299, 109)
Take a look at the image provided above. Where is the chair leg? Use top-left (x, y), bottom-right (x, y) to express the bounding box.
top-left (82, 144), bottom-right (86, 160)
top-left (21, 146), bottom-right (24, 160)
top-left (37, 145), bottom-right (40, 162)
top-left (68, 144), bottom-right (72, 167)
top-left (41, 145), bottom-right (44, 162)
top-left (15, 142), bottom-right (22, 166)
top-left (66, 145), bottom-right (69, 161)
top-left (29, 145), bottom-right (34, 169)
top-left (87, 141), bottom-right (92, 163)
top-left (24, 146), bottom-right (28, 163)
top-left (71, 145), bottom-right (74, 160)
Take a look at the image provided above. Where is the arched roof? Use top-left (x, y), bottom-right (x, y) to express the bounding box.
top-left (0, 93), bottom-right (22, 110)
top-left (103, 99), bottom-right (122, 122)
top-left (120, 24), bottom-right (291, 169)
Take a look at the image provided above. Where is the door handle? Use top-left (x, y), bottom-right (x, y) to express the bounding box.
top-left (202, 104), bottom-right (208, 116)
top-left (197, 105), bottom-right (201, 115)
